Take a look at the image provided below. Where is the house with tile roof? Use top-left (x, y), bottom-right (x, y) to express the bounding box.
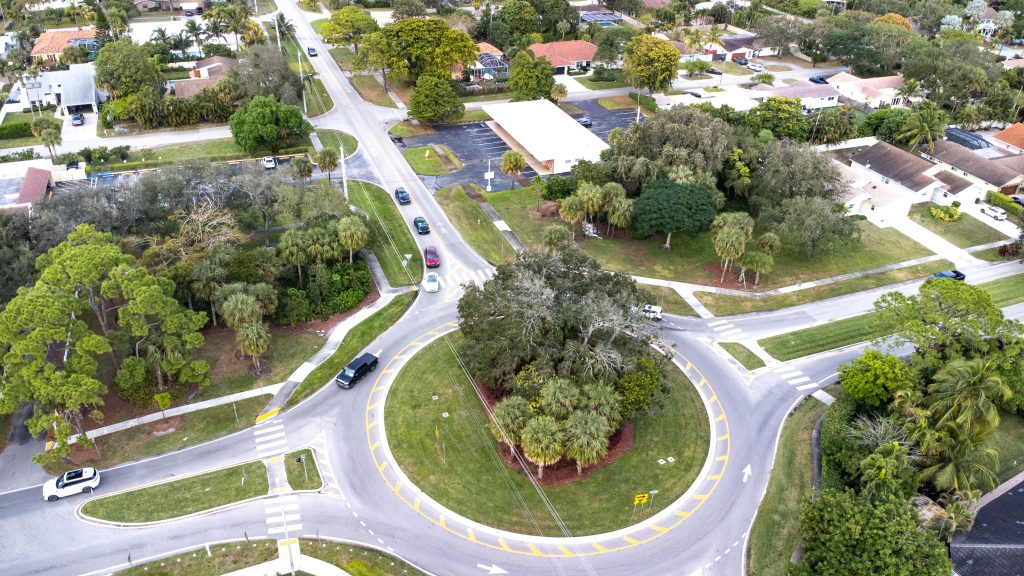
top-left (30, 26), bottom-right (97, 62)
top-left (752, 80), bottom-right (841, 112)
top-left (994, 123), bottom-right (1024, 155)
top-left (827, 72), bottom-right (910, 109)
top-left (528, 40), bottom-right (598, 74)
top-left (170, 56), bottom-right (237, 99)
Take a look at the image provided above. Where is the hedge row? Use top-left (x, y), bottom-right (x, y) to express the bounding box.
top-left (627, 91), bottom-right (659, 113)
top-left (99, 146), bottom-right (309, 173)
top-left (0, 122), bottom-right (34, 140)
top-left (987, 191), bottom-right (1024, 220)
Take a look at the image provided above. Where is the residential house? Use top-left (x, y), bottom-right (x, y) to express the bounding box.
top-left (751, 81), bottom-right (841, 112)
top-left (528, 40), bottom-right (598, 74)
top-left (170, 56), bottom-right (237, 98)
top-left (643, 0), bottom-right (670, 9)
top-left (920, 139), bottom-right (1024, 195)
top-left (1002, 57), bottom-right (1024, 70)
top-left (15, 62), bottom-right (106, 115)
top-left (835, 159), bottom-right (913, 226)
top-left (455, 42), bottom-right (507, 80)
top-left (827, 72), bottom-right (909, 109)
top-left (580, 10), bottom-right (623, 27)
top-left (134, 0), bottom-right (175, 11)
top-left (0, 32), bottom-right (20, 59)
top-left (993, 123), bottom-right (1024, 155)
top-left (0, 167), bottom-right (51, 214)
top-left (950, 478), bottom-right (1024, 576)
top-left (719, 34), bottom-right (777, 62)
top-left (977, 7), bottom-right (998, 39)
top-left (30, 26), bottom-right (97, 62)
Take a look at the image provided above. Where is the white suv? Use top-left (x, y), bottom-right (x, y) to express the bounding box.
top-left (261, 156), bottom-right (277, 169)
top-left (747, 62), bottom-right (764, 72)
top-left (43, 468), bottom-right (101, 501)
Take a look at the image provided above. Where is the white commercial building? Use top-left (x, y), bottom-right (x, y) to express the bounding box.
top-left (482, 99), bottom-right (609, 174)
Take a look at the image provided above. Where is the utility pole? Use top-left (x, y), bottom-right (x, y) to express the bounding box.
top-left (341, 146), bottom-right (349, 200)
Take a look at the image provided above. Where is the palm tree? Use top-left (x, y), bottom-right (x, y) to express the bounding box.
top-left (489, 396), bottom-right (532, 456)
top-left (184, 19), bottom-right (205, 49)
top-left (275, 13), bottom-right (296, 39)
top-left (169, 31), bottom-right (192, 53)
top-left (224, 4), bottom-right (249, 47)
top-left (682, 28), bottom-right (705, 54)
top-left (927, 358), bottom-right (1011, 434)
top-left (896, 78), bottom-right (922, 104)
top-left (304, 226), bottom-right (340, 267)
top-left (335, 215), bottom-right (369, 264)
top-left (937, 491), bottom-right (978, 543)
top-left (150, 26), bottom-right (170, 46)
top-left (556, 19), bottom-right (571, 40)
top-left (575, 182), bottom-right (604, 224)
top-left (563, 411), bottom-right (610, 475)
top-left (237, 321), bottom-right (270, 372)
top-left (290, 157), bottom-right (313, 185)
top-left (205, 19), bottom-right (228, 44)
top-left (581, 382), bottom-right (621, 431)
top-left (607, 197), bottom-right (634, 236)
top-left (539, 378), bottom-right (581, 420)
top-left (107, 7), bottom-right (128, 39)
top-left (712, 225), bottom-right (747, 282)
top-left (549, 82), bottom-right (568, 104)
top-left (501, 150), bottom-right (525, 188)
top-left (190, 259), bottom-right (228, 326)
top-left (558, 194), bottom-right (585, 240)
top-left (705, 24), bottom-right (724, 48)
top-left (221, 292), bottom-right (261, 331)
top-left (317, 148), bottom-right (339, 181)
top-left (898, 103), bottom-right (947, 153)
top-left (739, 250), bottom-right (774, 287)
top-left (756, 232), bottom-right (782, 257)
top-left (520, 415), bottom-right (563, 479)
top-left (276, 229), bottom-right (309, 287)
top-left (919, 420), bottom-right (999, 493)
top-left (40, 128), bottom-right (61, 159)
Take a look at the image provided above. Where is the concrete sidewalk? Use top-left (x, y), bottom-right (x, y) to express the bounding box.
top-left (889, 216), bottom-right (982, 270)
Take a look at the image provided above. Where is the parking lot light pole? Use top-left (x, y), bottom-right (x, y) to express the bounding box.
top-left (485, 158), bottom-right (494, 192)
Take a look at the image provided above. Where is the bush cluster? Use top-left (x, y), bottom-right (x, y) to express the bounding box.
top-left (988, 190), bottom-right (1024, 219)
top-left (929, 205), bottom-right (960, 222)
top-left (0, 122), bottom-right (34, 140)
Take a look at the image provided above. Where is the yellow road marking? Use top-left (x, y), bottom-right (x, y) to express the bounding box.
top-left (439, 515), bottom-right (446, 528)
top-left (716, 414), bottom-right (726, 421)
top-left (694, 494), bottom-right (709, 501)
top-left (675, 510), bottom-right (692, 518)
top-left (467, 529), bottom-right (477, 542)
top-left (699, 377), bottom-right (707, 387)
top-left (498, 538), bottom-right (511, 551)
top-left (624, 536), bottom-right (642, 545)
top-left (414, 498), bottom-right (421, 512)
top-left (393, 481), bottom-right (402, 494)
top-left (366, 420), bottom-right (377, 431)
top-left (378, 461), bottom-right (388, 472)
top-left (685, 361), bottom-right (693, 370)
top-left (527, 543), bottom-right (542, 556)
top-left (558, 545), bottom-right (574, 557)
top-left (718, 433), bottom-right (730, 442)
top-left (369, 441), bottom-right (380, 452)
top-left (266, 456), bottom-right (283, 464)
top-left (651, 525), bottom-right (669, 534)
top-left (372, 386), bottom-right (383, 393)
top-left (716, 455), bottom-right (728, 461)
top-left (708, 394), bottom-right (718, 404)
top-left (380, 369), bottom-right (393, 374)
top-left (368, 403), bottom-right (378, 411)
top-left (256, 408), bottom-right (280, 423)
top-left (708, 474), bottom-right (721, 480)
top-left (592, 543), bottom-right (608, 553)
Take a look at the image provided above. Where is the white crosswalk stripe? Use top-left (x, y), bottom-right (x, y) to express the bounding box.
top-left (265, 503), bottom-right (300, 515)
top-left (267, 524), bottom-right (303, 535)
top-left (255, 437), bottom-right (288, 449)
top-left (253, 424), bottom-right (284, 436)
top-left (254, 431), bottom-right (286, 442)
top-left (795, 383), bottom-right (819, 391)
top-left (266, 513), bottom-right (302, 524)
top-left (788, 376), bottom-right (811, 385)
top-left (712, 323), bottom-right (736, 332)
top-left (708, 320), bottom-right (731, 327)
top-left (777, 370), bottom-right (803, 379)
top-left (718, 328), bottom-right (743, 338)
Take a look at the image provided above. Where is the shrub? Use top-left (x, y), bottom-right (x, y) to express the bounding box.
top-left (275, 288), bottom-right (313, 325)
top-left (591, 65), bottom-right (616, 82)
top-left (988, 190), bottom-right (1024, 220)
top-left (929, 205), bottom-right (960, 222)
top-left (951, 200), bottom-right (961, 208)
top-left (0, 149), bottom-right (40, 164)
top-left (0, 122), bottom-right (34, 140)
top-left (114, 357), bottom-right (151, 406)
top-left (627, 91), bottom-right (658, 113)
top-left (542, 175), bottom-right (578, 200)
top-left (819, 393), bottom-right (862, 491)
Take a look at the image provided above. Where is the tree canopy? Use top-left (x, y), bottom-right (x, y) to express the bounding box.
top-left (623, 34), bottom-right (679, 95)
top-left (94, 39), bottom-right (162, 99)
top-left (228, 96), bottom-right (312, 154)
top-left (409, 76), bottom-right (464, 122)
top-left (633, 180), bottom-right (717, 249)
top-left (358, 17), bottom-right (477, 83)
top-left (508, 51), bottom-right (555, 101)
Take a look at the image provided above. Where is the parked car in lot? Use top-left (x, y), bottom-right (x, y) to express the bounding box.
top-left (261, 156), bottom-right (276, 169)
top-left (683, 91), bottom-right (703, 98)
top-left (307, 47), bottom-right (318, 57)
top-left (184, 8), bottom-right (193, 16)
top-left (576, 116), bottom-right (592, 127)
top-left (413, 216), bottom-right (430, 234)
top-left (394, 187), bottom-right (411, 205)
top-left (424, 246), bottom-right (440, 268)
top-left (746, 62), bottom-right (764, 72)
top-left (708, 67), bottom-right (723, 75)
top-left (809, 76), bottom-right (829, 84)
top-left (980, 204), bottom-right (1008, 221)
top-left (71, 113), bottom-right (84, 126)
top-left (43, 468), bottom-right (100, 501)
top-left (335, 353), bottom-right (378, 388)
top-left (642, 304), bottom-right (663, 321)
top-left (931, 270), bottom-right (966, 281)
top-left (423, 272), bottom-right (440, 293)
top-left (733, 57), bottom-right (749, 65)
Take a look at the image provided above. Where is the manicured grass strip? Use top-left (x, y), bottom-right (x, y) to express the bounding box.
top-left (288, 292), bottom-right (416, 407)
top-left (720, 342), bottom-right (765, 370)
top-left (350, 74), bottom-right (397, 108)
top-left (82, 461), bottom-right (269, 523)
top-left (747, 395), bottom-right (830, 576)
top-left (310, 18), bottom-right (328, 34)
top-left (349, 181), bottom-right (423, 286)
top-left (435, 185), bottom-right (516, 265)
top-left (574, 73), bottom-right (630, 90)
top-left (973, 246), bottom-right (1012, 262)
top-left (695, 260), bottom-right (953, 316)
top-left (640, 284), bottom-right (697, 317)
top-left (385, 332), bottom-right (709, 536)
top-left (457, 110), bottom-right (491, 122)
top-left (389, 120), bottom-right (436, 138)
top-left (979, 272), bottom-right (1024, 307)
top-left (285, 449), bottom-right (323, 490)
top-left (46, 396), bottom-right (268, 475)
top-left (460, 92), bottom-right (512, 103)
top-left (113, 540), bottom-right (279, 576)
top-left (315, 128), bottom-right (358, 156)
top-left (989, 411), bottom-right (1024, 483)
top-left (597, 95), bottom-right (638, 110)
top-left (253, 0), bottom-right (278, 16)
top-left (909, 204), bottom-right (1009, 248)
top-left (298, 540), bottom-right (428, 575)
top-left (304, 77), bottom-right (334, 117)
top-left (402, 145), bottom-right (453, 176)
top-left (760, 314), bottom-right (879, 362)
top-left (329, 45), bottom-right (355, 71)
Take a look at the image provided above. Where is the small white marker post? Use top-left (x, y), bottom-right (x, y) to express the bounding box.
top-left (485, 158), bottom-right (494, 192)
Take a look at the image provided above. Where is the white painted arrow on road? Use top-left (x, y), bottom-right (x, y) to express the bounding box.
top-left (742, 464), bottom-right (753, 483)
top-left (477, 563), bottom-right (508, 574)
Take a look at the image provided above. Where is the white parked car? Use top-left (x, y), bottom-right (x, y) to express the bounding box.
top-left (746, 62), bottom-right (764, 72)
top-left (43, 468), bottom-right (101, 501)
top-left (642, 304), bottom-right (663, 321)
top-left (423, 272), bottom-right (440, 293)
top-left (980, 204), bottom-right (1008, 221)
top-left (261, 156), bottom-right (277, 169)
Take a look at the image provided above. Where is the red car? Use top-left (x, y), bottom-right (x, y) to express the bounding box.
top-left (424, 246), bottom-right (440, 268)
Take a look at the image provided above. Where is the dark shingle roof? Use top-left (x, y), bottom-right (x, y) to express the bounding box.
top-left (952, 484), bottom-right (1024, 576)
top-left (927, 140), bottom-right (1022, 187)
top-left (934, 170), bottom-right (974, 195)
top-left (850, 141), bottom-right (935, 192)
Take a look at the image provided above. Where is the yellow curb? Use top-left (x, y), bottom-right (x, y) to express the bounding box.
top-left (256, 408), bottom-right (280, 423)
top-left (266, 456), bottom-right (283, 464)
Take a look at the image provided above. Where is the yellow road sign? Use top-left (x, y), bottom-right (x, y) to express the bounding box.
top-left (634, 493), bottom-right (649, 505)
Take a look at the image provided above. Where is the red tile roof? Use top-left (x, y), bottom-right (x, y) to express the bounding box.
top-left (476, 42), bottom-right (503, 57)
top-left (17, 167), bottom-right (50, 204)
top-left (528, 40), bottom-right (598, 68)
top-left (31, 27), bottom-right (95, 58)
top-left (994, 123), bottom-right (1024, 150)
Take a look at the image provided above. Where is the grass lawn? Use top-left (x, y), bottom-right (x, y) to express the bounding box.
top-left (489, 186), bottom-right (932, 290)
top-left (301, 540), bottom-right (428, 576)
top-left (457, 110), bottom-right (491, 122)
top-left (974, 246), bottom-right (1013, 262)
top-left (389, 120), bottom-right (436, 138)
top-left (435, 184), bottom-right (516, 266)
top-left (48, 396), bottom-right (268, 475)
top-left (990, 411), bottom-right (1024, 483)
top-left (909, 204), bottom-right (1009, 248)
top-left (640, 284), bottom-right (698, 316)
top-left (460, 92), bottom-right (512, 103)
top-left (253, 0), bottom-right (278, 16)
top-left (113, 541), bottom-right (279, 576)
top-left (720, 342), bottom-right (765, 370)
top-left (288, 292), bottom-right (415, 407)
top-left (574, 70), bottom-right (630, 90)
top-left (3, 111), bottom-right (39, 124)
top-left (385, 333), bottom-right (709, 536)
top-left (748, 395), bottom-right (830, 576)
top-left (349, 74), bottom-right (396, 108)
top-left (311, 18), bottom-right (328, 34)
top-left (349, 181), bottom-right (423, 286)
top-left (694, 260), bottom-right (953, 316)
top-left (329, 45), bottom-right (355, 71)
top-left (0, 111), bottom-right (42, 148)
top-left (194, 329), bottom-right (325, 401)
top-left (764, 65), bottom-right (790, 72)
top-left (718, 61), bottom-right (752, 75)
top-left (759, 314), bottom-right (879, 362)
top-left (315, 129), bottom-right (358, 156)
top-left (82, 461), bottom-right (268, 522)
top-left (979, 272), bottom-right (1024, 307)
top-left (304, 77), bottom-right (334, 117)
top-left (402, 145), bottom-right (459, 176)
top-left (559, 103), bottom-right (584, 115)
top-left (285, 448), bottom-right (323, 490)
top-left (597, 95), bottom-right (643, 111)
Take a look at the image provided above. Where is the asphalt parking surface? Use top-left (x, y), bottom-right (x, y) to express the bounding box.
top-left (570, 99), bottom-right (642, 142)
top-left (401, 122), bottom-right (538, 192)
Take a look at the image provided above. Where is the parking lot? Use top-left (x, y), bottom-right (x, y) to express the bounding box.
top-left (570, 99), bottom-right (642, 142)
top-left (401, 122), bottom-right (538, 192)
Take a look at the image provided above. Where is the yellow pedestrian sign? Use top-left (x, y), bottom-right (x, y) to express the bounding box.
top-left (634, 493), bottom-right (649, 505)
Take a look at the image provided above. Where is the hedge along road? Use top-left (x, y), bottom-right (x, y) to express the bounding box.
top-left (364, 323), bottom-right (732, 558)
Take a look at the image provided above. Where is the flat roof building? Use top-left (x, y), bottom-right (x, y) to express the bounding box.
top-left (482, 99), bottom-right (609, 174)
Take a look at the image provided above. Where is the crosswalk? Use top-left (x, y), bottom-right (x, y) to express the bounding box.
top-left (707, 319), bottom-right (744, 340)
top-left (432, 267), bottom-right (494, 290)
top-left (773, 367), bottom-right (819, 392)
top-left (253, 419), bottom-right (290, 460)
top-left (265, 495), bottom-right (302, 536)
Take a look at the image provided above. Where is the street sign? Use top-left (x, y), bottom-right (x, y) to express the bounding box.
top-left (634, 493), bottom-right (649, 505)
top-left (484, 171), bottom-right (495, 180)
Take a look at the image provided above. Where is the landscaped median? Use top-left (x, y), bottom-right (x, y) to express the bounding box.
top-left (719, 342), bottom-right (765, 370)
top-left (81, 461), bottom-right (269, 524)
top-left (285, 449), bottom-right (323, 491)
top-left (384, 332), bottom-right (710, 536)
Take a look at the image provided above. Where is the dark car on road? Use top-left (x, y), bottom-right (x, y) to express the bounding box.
top-left (307, 47), bottom-right (318, 57)
top-left (394, 187), bottom-right (411, 205)
top-left (413, 216), bottom-right (430, 234)
top-left (576, 116), bottom-right (592, 127)
top-left (931, 270), bottom-right (966, 281)
top-left (809, 76), bottom-right (829, 84)
top-left (424, 246), bottom-right (440, 268)
top-left (335, 353), bottom-right (378, 388)
top-left (683, 91), bottom-right (703, 98)
top-left (708, 67), bottom-right (723, 75)
top-left (733, 56), bottom-right (748, 65)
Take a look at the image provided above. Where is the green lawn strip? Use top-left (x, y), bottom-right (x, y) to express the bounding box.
top-left (908, 204), bottom-right (1009, 248)
top-left (253, 0), bottom-right (279, 16)
top-left (558, 103), bottom-right (584, 115)
top-left (435, 184), bottom-right (516, 265)
top-left (978, 272), bottom-right (1024, 307)
top-left (47, 396), bottom-right (268, 475)
top-left (285, 448), bottom-right (323, 490)
top-left (113, 540), bottom-right (279, 576)
top-left (287, 292), bottom-right (416, 407)
top-left (315, 128), bottom-right (358, 156)
top-left (300, 540), bottom-right (428, 575)
top-left (0, 135), bottom-right (42, 148)
top-left (639, 284), bottom-right (698, 316)
top-left (310, 18), bottom-right (328, 34)
top-left (989, 411), bottom-right (1024, 483)
top-left (385, 332), bottom-right (709, 535)
top-left (747, 395), bottom-right (831, 576)
top-left (329, 46), bottom-right (355, 71)
top-left (457, 110), bottom-right (491, 122)
top-left (350, 74), bottom-right (397, 108)
top-left (460, 92), bottom-right (512, 103)
top-left (694, 260), bottom-right (954, 316)
top-left (718, 61), bottom-right (752, 75)
top-left (597, 96), bottom-right (636, 110)
top-left (759, 314), bottom-right (880, 362)
top-left (489, 186), bottom-right (932, 290)
top-left (304, 77), bottom-right (334, 117)
top-left (2, 111), bottom-right (38, 124)
top-left (82, 461), bottom-right (269, 522)
top-left (349, 181), bottom-right (423, 286)
top-left (574, 73), bottom-right (630, 90)
top-left (973, 246), bottom-right (1012, 262)
top-left (402, 145), bottom-right (452, 176)
top-left (389, 121), bottom-right (436, 138)
top-left (719, 342), bottom-right (766, 370)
